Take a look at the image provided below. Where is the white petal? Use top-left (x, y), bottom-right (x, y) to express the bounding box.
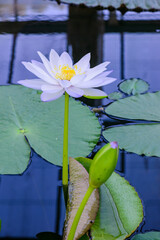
top-left (57, 79), bottom-right (71, 88)
top-left (86, 71), bottom-right (113, 83)
top-left (22, 61), bottom-right (58, 85)
top-left (41, 84), bottom-right (63, 93)
top-left (87, 61), bottom-right (110, 74)
top-left (84, 69), bottom-right (106, 82)
top-left (66, 86), bottom-right (84, 98)
top-left (74, 70), bottom-right (116, 88)
top-left (59, 52), bottom-right (73, 67)
top-left (93, 77), bottom-right (117, 87)
top-left (37, 51), bottom-right (53, 77)
top-left (18, 79), bottom-right (46, 90)
top-left (82, 88), bottom-right (107, 97)
top-left (41, 90), bottom-right (64, 102)
top-left (49, 49), bottom-right (60, 71)
top-left (74, 53), bottom-right (90, 73)
top-left (76, 77), bottom-right (116, 88)
top-left (70, 74), bottom-right (86, 86)
top-left (31, 60), bottom-right (47, 72)
top-left (84, 65), bottom-right (111, 82)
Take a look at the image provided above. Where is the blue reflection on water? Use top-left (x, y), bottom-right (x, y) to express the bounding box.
top-left (0, 151), bottom-right (65, 237)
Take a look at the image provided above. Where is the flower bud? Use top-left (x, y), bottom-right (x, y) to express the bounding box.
top-left (89, 142), bottom-right (119, 188)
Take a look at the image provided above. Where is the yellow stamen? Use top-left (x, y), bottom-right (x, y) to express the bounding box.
top-left (55, 65), bottom-right (76, 81)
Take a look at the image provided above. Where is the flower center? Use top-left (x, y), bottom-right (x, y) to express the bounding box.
top-left (55, 65), bottom-right (76, 81)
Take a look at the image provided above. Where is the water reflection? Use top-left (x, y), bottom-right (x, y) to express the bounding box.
top-left (0, 151), bottom-right (65, 237)
top-left (11, 33), bottom-right (67, 84)
top-left (0, 0), bottom-right (68, 21)
top-left (8, 33), bottom-right (18, 84)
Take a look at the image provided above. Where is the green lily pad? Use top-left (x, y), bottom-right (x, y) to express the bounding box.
top-left (104, 124), bottom-right (160, 157)
top-left (104, 92), bottom-right (160, 157)
top-left (131, 231), bottom-right (160, 240)
top-left (108, 92), bottom-right (123, 100)
top-left (106, 92), bottom-right (160, 121)
top-left (91, 173), bottom-right (143, 240)
top-left (59, 0), bottom-right (160, 10)
top-left (0, 85), bottom-right (100, 174)
top-left (119, 78), bottom-right (149, 95)
top-left (77, 157), bottom-right (143, 240)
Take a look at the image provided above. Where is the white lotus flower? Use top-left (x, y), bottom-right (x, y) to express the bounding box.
top-left (18, 50), bottom-right (116, 101)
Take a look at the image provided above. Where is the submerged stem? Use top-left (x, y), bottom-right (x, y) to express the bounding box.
top-left (67, 185), bottom-right (94, 240)
top-left (63, 92), bottom-right (69, 202)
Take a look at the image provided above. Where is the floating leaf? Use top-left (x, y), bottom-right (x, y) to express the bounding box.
top-left (63, 157), bottom-right (99, 240)
top-left (119, 78), bottom-right (149, 95)
top-left (91, 173), bottom-right (143, 240)
top-left (104, 92), bottom-right (160, 157)
top-left (103, 124), bottom-right (160, 157)
top-left (108, 92), bottom-right (123, 100)
top-left (105, 92), bottom-right (160, 121)
top-left (76, 158), bottom-right (143, 240)
top-left (0, 85), bottom-right (100, 174)
top-left (59, 0), bottom-right (160, 11)
top-left (131, 231), bottom-right (160, 240)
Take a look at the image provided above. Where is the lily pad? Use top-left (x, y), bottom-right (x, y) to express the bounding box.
top-left (131, 231), bottom-right (160, 240)
top-left (119, 78), bottom-right (149, 95)
top-left (103, 124), bottom-right (160, 157)
top-left (63, 157), bottom-right (99, 240)
top-left (77, 157), bottom-right (143, 240)
top-left (108, 92), bottom-right (123, 100)
top-left (91, 173), bottom-right (143, 240)
top-left (0, 85), bottom-right (100, 174)
top-left (59, 0), bottom-right (160, 11)
top-left (104, 92), bottom-right (160, 157)
top-left (105, 92), bottom-right (160, 121)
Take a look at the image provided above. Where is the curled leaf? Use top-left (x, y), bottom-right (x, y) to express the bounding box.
top-left (63, 157), bottom-right (99, 240)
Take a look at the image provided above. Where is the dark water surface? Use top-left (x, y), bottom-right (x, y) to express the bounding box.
top-left (0, 0), bottom-right (160, 238)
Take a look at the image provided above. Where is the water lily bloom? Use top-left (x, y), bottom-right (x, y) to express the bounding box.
top-left (18, 50), bottom-right (116, 101)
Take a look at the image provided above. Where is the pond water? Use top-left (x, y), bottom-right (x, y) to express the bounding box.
top-left (0, 1), bottom-right (160, 239)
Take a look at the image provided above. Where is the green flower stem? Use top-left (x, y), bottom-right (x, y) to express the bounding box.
top-left (63, 92), bottom-right (69, 202)
top-left (67, 185), bottom-right (94, 240)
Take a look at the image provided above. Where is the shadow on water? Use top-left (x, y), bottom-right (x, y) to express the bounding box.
top-left (0, 0), bottom-right (160, 238)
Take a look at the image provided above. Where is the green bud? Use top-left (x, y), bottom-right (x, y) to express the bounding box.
top-left (89, 142), bottom-right (119, 188)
